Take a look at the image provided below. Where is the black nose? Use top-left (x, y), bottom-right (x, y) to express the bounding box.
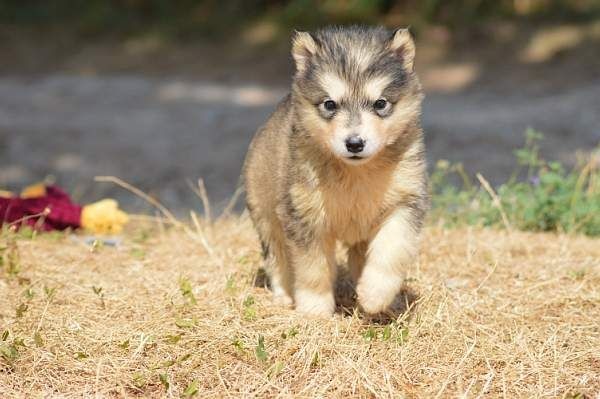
top-left (345, 136), bottom-right (365, 153)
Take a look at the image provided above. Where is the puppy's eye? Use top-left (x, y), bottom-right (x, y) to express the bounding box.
top-left (374, 99), bottom-right (388, 111)
top-left (322, 100), bottom-right (337, 112)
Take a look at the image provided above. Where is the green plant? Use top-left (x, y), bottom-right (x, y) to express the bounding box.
top-left (0, 232), bottom-right (21, 277)
top-left (430, 129), bottom-right (600, 236)
top-left (179, 277), bottom-right (197, 305)
top-left (255, 335), bottom-right (268, 362)
top-left (243, 295), bottom-right (257, 321)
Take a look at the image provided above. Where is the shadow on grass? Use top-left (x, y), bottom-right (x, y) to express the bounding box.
top-left (334, 265), bottom-right (420, 325)
top-left (255, 265), bottom-right (420, 324)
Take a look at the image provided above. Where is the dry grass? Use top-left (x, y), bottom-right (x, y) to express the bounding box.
top-left (1, 216), bottom-right (599, 398)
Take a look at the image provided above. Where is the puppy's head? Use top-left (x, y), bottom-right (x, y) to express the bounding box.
top-left (291, 26), bottom-right (423, 165)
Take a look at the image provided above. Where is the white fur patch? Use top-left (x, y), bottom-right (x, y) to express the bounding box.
top-left (295, 289), bottom-right (335, 317)
top-left (356, 207), bottom-right (418, 313)
top-left (350, 46), bottom-right (376, 72)
top-left (363, 75), bottom-right (392, 100)
top-left (328, 110), bottom-right (384, 162)
top-left (319, 72), bottom-right (348, 100)
top-left (367, 207), bottom-right (418, 269)
top-left (357, 269), bottom-right (404, 314)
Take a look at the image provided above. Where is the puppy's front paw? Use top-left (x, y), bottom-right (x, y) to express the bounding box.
top-left (356, 271), bottom-right (403, 314)
top-left (295, 290), bottom-right (335, 317)
top-left (273, 292), bottom-right (293, 307)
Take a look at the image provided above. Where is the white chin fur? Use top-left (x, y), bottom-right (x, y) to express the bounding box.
top-left (339, 155), bottom-right (372, 165)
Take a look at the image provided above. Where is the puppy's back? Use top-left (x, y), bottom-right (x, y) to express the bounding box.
top-left (243, 95), bottom-right (292, 217)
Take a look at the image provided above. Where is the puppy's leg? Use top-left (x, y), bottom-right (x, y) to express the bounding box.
top-left (290, 238), bottom-right (336, 317)
top-left (252, 213), bottom-right (293, 306)
top-left (267, 236), bottom-right (293, 306)
top-left (357, 208), bottom-right (419, 314)
top-left (347, 241), bottom-right (367, 283)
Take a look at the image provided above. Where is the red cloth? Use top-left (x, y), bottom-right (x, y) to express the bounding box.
top-left (0, 185), bottom-right (82, 231)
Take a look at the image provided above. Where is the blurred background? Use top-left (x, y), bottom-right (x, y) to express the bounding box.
top-left (0, 0), bottom-right (599, 213)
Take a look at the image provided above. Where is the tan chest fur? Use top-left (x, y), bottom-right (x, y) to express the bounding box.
top-left (322, 168), bottom-right (392, 244)
top-left (289, 158), bottom-right (405, 246)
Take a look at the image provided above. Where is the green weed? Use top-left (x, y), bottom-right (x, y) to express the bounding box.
top-left (92, 286), bottom-right (106, 308)
top-left (255, 335), bottom-right (268, 362)
top-left (242, 295), bottom-right (257, 321)
top-left (362, 323), bottom-right (409, 344)
top-left (33, 332), bottom-right (44, 347)
top-left (431, 130), bottom-right (600, 236)
top-left (178, 277), bottom-right (197, 305)
top-left (0, 234), bottom-right (20, 277)
top-left (159, 373), bottom-right (169, 391)
top-left (310, 352), bottom-right (321, 369)
top-left (130, 247), bottom-right (146, 260)
top-left (174, 317), bottom-right (197, 329)
top-left (182, 380), bottom-right (199, 397)
top-left (281, 326), bottom-right (299, 339)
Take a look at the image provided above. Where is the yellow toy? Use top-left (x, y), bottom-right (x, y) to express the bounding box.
top-left (0, 183), bottom-right (128, 234)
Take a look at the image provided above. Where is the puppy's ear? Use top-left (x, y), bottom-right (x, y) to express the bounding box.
top-left (292, 31), bottom-right (318, 74)
top-left (388, 28), bottom-right (416, 72)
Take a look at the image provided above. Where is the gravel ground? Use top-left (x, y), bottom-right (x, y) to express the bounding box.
top-left (1, 72), bottom-right (599, 213)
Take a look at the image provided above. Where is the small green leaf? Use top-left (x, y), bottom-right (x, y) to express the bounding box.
top-left (310, 352), bottom-right (320, 368)
top-left (243, 295), bottom-right (255, 307)
top-left (91, 239), bottom-right (104, 252)
top-left (382, 325), bottom-right (392, 341)
top-left (225, 275), bottom-right (237, 293)
top-left (281, 326), bottom-right (299, 339)
top-left (165, 334), bottom-right (182, 344)
top-left (118, 339), bottom-right (130, 349)
top-left (243, 307), bottom-right (257, 321)
top-left (179, 277), bottom-right (197, 305)
top-left (44, 286), bottom-right (57, 300)
top-left (362, 327), bottom-right (376, 342)
top-left (0, 344), bottom-right (18, 362)
top-left (397, 327), bottom-right (409, 344)
top-left (160, 360), bottom-right (176, 368)
top-left (268, 361), bottom-right (284, 378)
top-left (23, 287), bottom-right (35, 299)
top-left (178, 353), bottom-right (191, 363)
top-left (255, 335), bottom-right (268, 362)
top-left (34, 332), bottom-right (44, 347)
top-left (130, 248), bottom-right (146, 260)
top-left (182, 380), bottom-right (199, 397)
top-left (159, 373), bottom-right (169, 391)
top-left (237, 255), bottom-right (250, 265)
top-left (568, 269), bottom-right (586, 281)
top-left (175, 318), bottom-right (196, 329)
top-left (243, 295), bottom-right (257, 320)
top-left (132, 372), bottom-right (145, 388)
top-left (18, 226), bottom-right (35, 240)
top-left (15, 303), bottom-right (28, 318)
top-left (232, 338), bottom-right (245, 353)
top-left (75, 352), bottom-right (89, 360)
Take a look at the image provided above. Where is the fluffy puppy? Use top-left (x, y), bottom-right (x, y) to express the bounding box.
top-left (243, 26), bottom-right (428, 316)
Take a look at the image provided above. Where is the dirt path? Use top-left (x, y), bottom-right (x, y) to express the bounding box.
top-left (1, 37), bottom-right (599, 212)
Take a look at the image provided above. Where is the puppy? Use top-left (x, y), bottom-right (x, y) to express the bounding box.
top-left (243, 26), bottom-right (428, 316)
